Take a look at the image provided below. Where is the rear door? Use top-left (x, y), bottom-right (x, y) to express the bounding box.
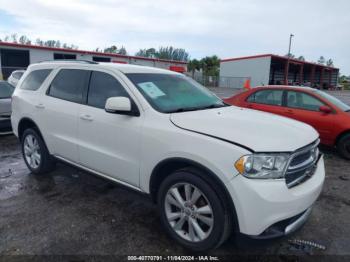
top-left (245, 89), bottom-right (286, 116)
top-left (43, 68), bottom-right (90, 162)
top-left (284, 90), bottom-right (335, 142)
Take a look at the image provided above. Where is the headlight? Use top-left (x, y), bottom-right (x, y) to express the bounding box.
top-left (234, 154), bottom-right (290, 179)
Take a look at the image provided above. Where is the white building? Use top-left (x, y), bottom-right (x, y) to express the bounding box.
top-left (0, 42), bottom-right (187, 80)
top-left (220, 54), bottom-right (339, 89)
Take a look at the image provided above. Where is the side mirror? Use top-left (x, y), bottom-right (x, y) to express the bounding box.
top-left (105, 97), bottom-right (132, 115)
top-left (319, 105), bottom-right (332, 114)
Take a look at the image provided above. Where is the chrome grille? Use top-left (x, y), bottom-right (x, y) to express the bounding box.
top-left (285, 139), bottom-right (320, 188)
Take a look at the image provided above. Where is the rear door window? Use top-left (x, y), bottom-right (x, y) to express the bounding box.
top-left (247, 89), bottom-right (283, 106)
top-left (87, 71), bottom-right (129, 109)
top-left (48, 69), bottom-right (90, 103)
top-left (287, 91), bottom-right (325, 111)
top-left (20, 69), bottom-right (52, 91)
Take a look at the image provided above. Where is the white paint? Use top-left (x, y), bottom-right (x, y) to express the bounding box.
top-left (11, 61), bottom-right (324, 240)
top-left (220, 56), bottom-right (271, 87)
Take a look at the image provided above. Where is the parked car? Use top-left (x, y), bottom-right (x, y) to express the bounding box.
top-left (8, 70), bottom-right (25, 87)
top-left (0, 80), bottom-right (15, 134)
top-left (11, 62), bottom-right (325, 251)
top-left (224, 85), bottom-right (350, 159)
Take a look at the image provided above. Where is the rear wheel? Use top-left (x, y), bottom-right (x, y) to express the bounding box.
top-left (21, 128), bottom-right (55, 174)
top-left (337, 133), bottom-right (350, 160)
top-left (157, 168), bottom-right (232, 251)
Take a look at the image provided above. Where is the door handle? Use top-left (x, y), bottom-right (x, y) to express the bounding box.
top-left (35, 103), bottom-right (45, 109)
top-left (80, 114), bottom-right (94, 121)
top-left (285, 109), bottom-right (294, 114)
top-left (247, 104), bottom-right (253, 108)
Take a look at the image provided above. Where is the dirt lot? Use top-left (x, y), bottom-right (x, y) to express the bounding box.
top-left (0, 90), bottom-right (350, 261)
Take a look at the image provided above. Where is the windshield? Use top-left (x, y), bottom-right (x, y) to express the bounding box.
top-left (126, 73), bottom-right (226, 113)
top-left (0, 81), bottom-right (15, 98)
top-left (313, 90), bottom-right (350, 112)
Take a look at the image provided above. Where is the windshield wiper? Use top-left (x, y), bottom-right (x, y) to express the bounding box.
top-left (166, 107), bottom-right (201, 113)
top-left (199, 103), bottom-right (229, 110)
top-left (166, 103), bottom-right (228, 113)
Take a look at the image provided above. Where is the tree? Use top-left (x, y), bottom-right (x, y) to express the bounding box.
top-left (19, 35), bottom-right (31, 45)
top-left (318, 56), bottom-right (325, 65)
top-left (200, 55), bottom-right (220, 77)
top-left (339, 75), bottom-right (347, 83)
top-left (11, 34), bottom-right (17, 43)
top-left (157, 46), bottom-right (189, 61)
top-left (187, 59), bottom-right (202, 77)
top-left (118, 46), bottom-right (127, 55)
top-left (36, 38), bottom-right (44, 46)
top-left (135, 46), bottom-right (189, 62)
top-left (297, 56), bottom-right (305, 61)
top-left (103, 45), bottom-right (127, 54)
top-left (55, 40), bottom-right (61, 48)
top-left (326, 59), bottom-right (334, 67)
top-left (135, 48), bottom-right (156, 58)
top-left (104, 45), bottom-right (118, 53)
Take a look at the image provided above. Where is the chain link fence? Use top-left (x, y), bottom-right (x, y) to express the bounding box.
top-left (186, 73), bottom-right (250, 89)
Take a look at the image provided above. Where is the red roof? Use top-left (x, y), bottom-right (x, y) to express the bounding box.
top-left (220, 54), bottom-right (338, 70)
top-left (0, 41), bottom-right (188, 65)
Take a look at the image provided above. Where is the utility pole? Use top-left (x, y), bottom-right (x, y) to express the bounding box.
top-left (288, 34), bottom-right (294, 57)
top-left (285, 34), bottom-right (294, 85)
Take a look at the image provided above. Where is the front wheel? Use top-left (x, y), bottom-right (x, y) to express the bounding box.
top-left (157, 168), bottom-right (232, 251)
top-left (337, 133), bottom-right (350, 160)
top-left (21, 128), bottom-right (55, 174)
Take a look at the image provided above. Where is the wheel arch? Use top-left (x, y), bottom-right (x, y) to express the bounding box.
top-left (335, 129), bottom-right (350, 145)
top-left (149, 157), bottom-right (239, 232)
top-left (18, 117), bottom-right (44, 142)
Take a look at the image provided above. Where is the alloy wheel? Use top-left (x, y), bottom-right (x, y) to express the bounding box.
top-left (164, 183), bottom-right (214, 242)
top-left (23, 134), bottom-right (41, 169)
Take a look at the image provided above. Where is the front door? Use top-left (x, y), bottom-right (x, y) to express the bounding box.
top-left (78, 70), bottom-right (142, 187)
top-left (284, 90), bottom-right (335, 143)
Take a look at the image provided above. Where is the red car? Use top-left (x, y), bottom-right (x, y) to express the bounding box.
top-left (224, 86), bottom-right (350, 159)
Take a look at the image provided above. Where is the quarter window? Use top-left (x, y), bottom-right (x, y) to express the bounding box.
top-left (287, 91), bottom-right (325, 111)
top-left (87, 71), bottom-right (129, 109)
top-left (20, 69), bottom-right (52, 91)
top-left (247, 89), bottom-right (283, 106)
top-left (48, 69), bottom-right (90, 103)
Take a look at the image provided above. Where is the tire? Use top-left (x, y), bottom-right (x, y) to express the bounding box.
top-left (337, 133), bottom-right (350, 160)
top-left (21, 128), bottom-right (55, 174)
top-left (157, 168), bottom-right (232, 251)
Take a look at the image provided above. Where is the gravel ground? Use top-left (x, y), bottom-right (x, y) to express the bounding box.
top-left (0, 89), bottom-right (350, 261)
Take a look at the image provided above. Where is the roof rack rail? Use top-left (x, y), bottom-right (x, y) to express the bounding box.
top-left (39, 59), bottom-right (98, 64)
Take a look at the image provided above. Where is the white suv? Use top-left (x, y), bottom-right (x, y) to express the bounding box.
top-left (11, 61), bottom-right (325, 251)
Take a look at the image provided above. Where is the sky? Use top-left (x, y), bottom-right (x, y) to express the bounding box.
top-left (0, 0), bottom-right (349, 74)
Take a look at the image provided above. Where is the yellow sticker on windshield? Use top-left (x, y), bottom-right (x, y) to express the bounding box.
top-left (138, 82), bottom-right (165, 98)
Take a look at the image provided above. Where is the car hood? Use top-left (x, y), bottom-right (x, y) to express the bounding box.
top-left (170, 106), bottom-right (319, 152)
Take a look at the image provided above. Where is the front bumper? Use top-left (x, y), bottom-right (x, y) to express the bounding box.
top-left (226, 155), bottom-right (325, 236)
top-left (248, 207), bottom-right (312, 239)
